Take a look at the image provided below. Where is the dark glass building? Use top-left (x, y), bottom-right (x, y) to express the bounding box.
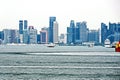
top-left (23, 29), bottom-right (29, 44)
top-left (37, 34), bottom-right (41, 44)
top-left (40, 31), bottom-right (48, 44)
top-left (24, 20), bottom-right (28, 30)
top-left (75, 22), bottom-right (80, 43)
top-left (0, 31), bottom-right (4, 40)
top-left (67, 20), bottom-right (76, 44)
top-left (108, 22), bottom-right (120, 43)
top-left (19, 20), bottom-right (23, 34)
top-left (88, 30), bottom-right (99, 44)
top-left (79, 21), bottom-right (87, 42)
top-left (49, 17), bottom-right (56, 43)
top-left (101, 23), bottom-right (108, 44)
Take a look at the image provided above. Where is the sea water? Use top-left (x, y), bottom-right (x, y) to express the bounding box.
top-left (0, 52), bottom-right (120, 80)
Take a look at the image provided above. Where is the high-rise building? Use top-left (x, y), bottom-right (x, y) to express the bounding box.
top-left (117, 23), bottom-right (120, 32)
top-left (53, 21), bottom-right (58, 43)
top-left (11, 30), bottom-right (19, 43)
top-left (108, 22), bottom-right (120, 43)
top-left (88, 30), bottom-right (99, 44)
top-left (24, 20), bottom-right (28, 29)
top-left (28, 26), bottom-right (37, 44)
top-left (101, 23), bottom-right (108, 44)
top-left (19, 20), bottom-right (23, 34)
top-left (75, 22), bottom-right (80, 43)
top-left (3, 29), bottom-right (10, 44)
top-left (109, 22), bottom-right (116, 35)
top-left (23, 29), bottom-right (29, 44)
top-left (19, 20), bottom-right (28, 43)
top-left (67, 20), bottom-right (76, 44)
top-left (37, 34), bottom-right (41, 44)
top-left (49, 17), bottom-right (56, 43)
top-left (79, 21), bottom-right (87, 42)
top-left (67, 27), bottom-right (73, 44)
top-left (40, 30), bottom-right (48, 44)
top-left (0, 31), bottom-right (4, 44)
top-left (41, 27), bottom-right (49, 42)
top-left (59, 34), bottom-right (67, 44)
top-left (3, 29), bottom-right (19, 44)
top-left (0, 31), bottom-right (4, 40)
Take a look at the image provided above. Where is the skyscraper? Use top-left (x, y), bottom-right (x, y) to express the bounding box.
top-left (49, 17), bottom-right (56, 43)
top-left (3, 29), bottom-right (10, 44)
top-left (101, 23), bottom-right (108, 44)
top-left (75, 22), bottom-right (80, 43)
top-left (19, 20), bottom-right (23, 34)
top-left (3, 29), bottom-right (19, 44)
top-left (37, 34), bottom-right (41, 44)
top-left (67, 20), bottom-right (76, 44)
top-left (40, 27), bottom-right (48, 44)
top-left (28, 26), bottom-right (37, 44)
top-left (108, 22), bottom-right (120, 43)
top-left (0, 31), bottom-right (4, 41)
top-left (53, 21), bottom-right (58, 43)
top-left (24, 20), bottom-right (28, 29)
top-left (40, 30), bottom-right (48, 44)
top-left (59, 34), bottom-right (66, 44)
top-left (23, 29), bottom-right (29, 44)
top-left (41, 27), bottom-right (49, 42)
top-left (79, 21), bottom-right (87, 42)
top-left (88, 30), bottom-right (99, 44)
top-left (19, 20), bottom-right (28, 43)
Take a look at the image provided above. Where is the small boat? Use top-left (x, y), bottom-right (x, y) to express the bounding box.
top-left (104, 39), bottom-right (111, 48)
top-left (47, 43), bottom-right (55, 47)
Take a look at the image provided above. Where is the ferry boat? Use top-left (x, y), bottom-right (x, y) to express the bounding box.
top-left (104, 39), bottom-right (111, 48)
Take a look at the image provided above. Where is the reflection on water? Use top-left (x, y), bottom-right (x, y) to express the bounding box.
top-left (0, 52), bottom-right (120, 80)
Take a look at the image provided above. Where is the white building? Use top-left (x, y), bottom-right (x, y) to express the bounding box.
top-left (53, 21), bottom-right (59, 43)
top-left (28, 26), bottom-right (37, 44)
top-left (3, 29), bottom-right (19, 44)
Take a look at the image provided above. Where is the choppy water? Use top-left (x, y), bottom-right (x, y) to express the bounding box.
top-left (0, 52), bottom-right (120, 80)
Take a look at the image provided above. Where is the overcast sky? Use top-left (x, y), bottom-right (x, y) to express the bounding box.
top-left (0, 0), bottom-right (120, 34)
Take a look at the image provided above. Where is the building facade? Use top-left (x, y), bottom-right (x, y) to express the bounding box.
top-left (49, 17), bottom-right (56, 43)
top-left (3, 29), bottom-right (19, 44)
top-left (88, 30), bottom-right (99, 44)
top-left (23, 29), bottom-right (29, 44)
top-left (53, 21), bottom-right (58, 43)
top-left (79, 21), bottom-right (87, 42)
top-left (101, 23), bottom-right (108, 44)
top-left (40, 30), bottom-right (48, 44)
top-left (24, 20), bottom-right (28, 29)
top-left (67, 20), bottom-right (76, 44)
top-left (28, 26), bottom-right (37, 44)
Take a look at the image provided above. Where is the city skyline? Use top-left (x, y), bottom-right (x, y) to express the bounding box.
top-left (0, 20), bottom-right (120, 44)
top-left (0, 0), bottom-right (120, 34)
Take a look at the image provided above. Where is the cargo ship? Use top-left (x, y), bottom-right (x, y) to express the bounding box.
top-left (0, 44), bottom-right (115, 53)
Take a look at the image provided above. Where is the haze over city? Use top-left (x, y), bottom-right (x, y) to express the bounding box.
top-left (0, 0), bottom-right (120, 34)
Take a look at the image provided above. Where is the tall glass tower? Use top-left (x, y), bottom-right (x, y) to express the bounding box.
top-left (79, 21), bottom-right (87, 42)
top-left (24, 20), bottom-right (28, 30)
top-left (67, 20), bottom-right (76, 44)
top-left (101, 23), bottom-right (108, 44)
top-left (19, 20), bottom-right (23, 34)
top-left (49, 17), bottom-right (56, 43)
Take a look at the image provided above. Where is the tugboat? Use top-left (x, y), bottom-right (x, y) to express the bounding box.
top-left (115, 41), bottom-right (120, 52)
